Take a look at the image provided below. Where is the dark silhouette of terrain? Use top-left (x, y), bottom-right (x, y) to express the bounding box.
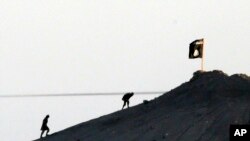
top-left (35, 70), bottom-right (250, 141)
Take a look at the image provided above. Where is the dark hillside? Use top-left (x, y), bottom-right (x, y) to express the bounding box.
top-left (36, 70), bottom-right (250, 141)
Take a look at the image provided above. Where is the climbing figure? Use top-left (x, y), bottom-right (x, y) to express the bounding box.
top-left (40, 115), bottom-right (50, 138)
top-left (122, 92), bottom-right (134, 110)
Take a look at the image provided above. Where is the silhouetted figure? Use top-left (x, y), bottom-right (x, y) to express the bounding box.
top-left (122, 92), bottom-right (134, 110)
top-left (40, 115), bottom-right (50, 138)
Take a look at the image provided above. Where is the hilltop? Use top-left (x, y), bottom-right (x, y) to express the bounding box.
top-left (35, 70), bottom-right (250, 141)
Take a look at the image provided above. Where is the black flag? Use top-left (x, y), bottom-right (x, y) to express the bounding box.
top-left (189, 39), bottom-right (204, 59)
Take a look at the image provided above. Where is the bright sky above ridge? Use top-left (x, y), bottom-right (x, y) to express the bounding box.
top-left (0, 0), bottom-right (249, 95)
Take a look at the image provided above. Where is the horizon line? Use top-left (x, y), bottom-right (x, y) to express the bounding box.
top-left (0, 91), bottom-right (166, 98)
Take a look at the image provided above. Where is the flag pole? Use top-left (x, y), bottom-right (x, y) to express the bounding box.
top-left (201, 38), bottom-right (204, 71)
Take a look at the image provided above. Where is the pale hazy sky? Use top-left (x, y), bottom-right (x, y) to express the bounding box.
top-left (0, 0), bottom-right (249, 140)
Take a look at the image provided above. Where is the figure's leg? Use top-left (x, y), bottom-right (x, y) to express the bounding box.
top-left (46, 128), bottom-right (50, 136)
top-left (122, 101), bottom-right (126, 110)
top-left (127, 101), bottom-right (130, 108)
top-left (40, 130), bottom-right (44, 138)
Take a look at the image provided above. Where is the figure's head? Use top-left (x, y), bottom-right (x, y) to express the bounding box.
top-left (130, 92), bottom-right (134, 96)
top-left (46, 115), bottom-right (50, 118)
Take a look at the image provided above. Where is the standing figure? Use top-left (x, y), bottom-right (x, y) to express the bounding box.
top-left (122, 92), bottom-right (134, 110)
top-left (40, 115), bottom-right (50, 138)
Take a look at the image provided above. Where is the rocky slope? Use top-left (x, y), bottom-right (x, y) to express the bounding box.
top-left (35, 70), bottom-right (250, 141)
